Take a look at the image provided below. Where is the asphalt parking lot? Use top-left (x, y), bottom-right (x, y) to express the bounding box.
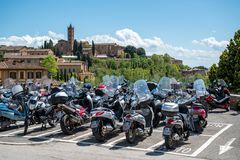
top-left (0, 109), bottom-right (239, 160)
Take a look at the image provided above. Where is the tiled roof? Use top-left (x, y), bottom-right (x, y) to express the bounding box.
top-left (4, 54), bottom-right (49, 59)
top-left (26, 49), bottom-right (52, 52)
top-left (95, 43), bottom-right (117, 45)
top-left (0, 61), bottom-right (46, 70)
top-left (0, 46), bottom-right (27, 51)
top-left (57, 59), bottom-right (86, 66)
top-left (0, 62), bottom-right (8, 69)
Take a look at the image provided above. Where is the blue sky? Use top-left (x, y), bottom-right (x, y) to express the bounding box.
top-left (0, 0), bottom-right (240, 67)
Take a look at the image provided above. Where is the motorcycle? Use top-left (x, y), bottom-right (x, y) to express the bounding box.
top-left (25, 91), bottom-right (57, 133)
top-left (123, 80), bottom-right (154, 143)
top-left (191, 79), bottom-right (209, 132)
top-left (206, 79), bottom-right (230, 111)
top-left (90, 75), bottom-right (126, 142)
top-left (0, 85), bottom-right (29, 131)
top-left (59, 88), bottom-right (93, 135)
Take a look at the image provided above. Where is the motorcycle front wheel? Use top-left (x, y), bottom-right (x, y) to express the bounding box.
top-left (194, 121), bottom-right (203, 133)
top-left (60, 114), bottom-right (75, 135)
top-left (165, 133), bottom-right (178, 149)
top-left (125, 124), bottom-right (136, 144)
top-left (92, 120), bottom-right (106, 142)
top-left (153, 114), bottom-right (160, 128)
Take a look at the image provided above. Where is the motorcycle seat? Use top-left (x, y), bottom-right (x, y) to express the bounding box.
top-left (70, 104), bottom-right (82, 109)
top-left (135, 109), bottom-right (143, 115)
top-left (192, 102), bottom-right (202, 106)
top-left (213, 96), bottom-right (230, 104)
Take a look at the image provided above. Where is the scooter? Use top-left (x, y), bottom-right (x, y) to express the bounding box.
top-left (90, 93), bottom-right (125, 142)
top-left (0, 85), bottom-right (28, 131)
top-left (162, 102), bottom-right (190, 149)
top-left (123, 80), bottom-right (154, 143)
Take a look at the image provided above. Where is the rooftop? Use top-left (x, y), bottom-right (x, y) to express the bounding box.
top-left (0, 61), bottom-right (46, 69)
top-left (0, 46), bottom-right (27, 51)
top-left (4, 54), bottom-right (49, 59)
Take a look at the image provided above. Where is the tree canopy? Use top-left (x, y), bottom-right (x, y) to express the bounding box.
top-left (208, 29), bottom-right (240, 90)
top-left (124, 45), bottom-right (137, 58)
top-left (41, 54), bottom-right (58, 78)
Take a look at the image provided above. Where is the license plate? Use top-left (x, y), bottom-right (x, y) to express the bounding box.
top-left (91, 121), bottom-right (99, 128)
top-left (163, 127), bottom-right (171, 136)
top-left (123, 121), bottom-right (131, 131)
top-left (193, 115), bottom-right (199, 118)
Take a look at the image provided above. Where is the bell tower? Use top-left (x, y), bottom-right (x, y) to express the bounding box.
top-left (67, 24), bottom-right (74, 53)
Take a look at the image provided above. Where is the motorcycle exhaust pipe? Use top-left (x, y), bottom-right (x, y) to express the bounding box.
top-left (69, 115), bottom-right (82, 124)
top-left (102, 125), bottom-right (113, 132)
top-left (136, 128), bottom-right (144, 136)
top-left (58, 104), bottom-right (75, 114)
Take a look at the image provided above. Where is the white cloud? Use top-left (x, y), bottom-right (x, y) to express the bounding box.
top-left (192, 37), bottom-right (228, 50)
top-left (83, 28), bottom-right (222, 67)
top-left (0, 28), bottom-right (223, 67)
top-left (0, 31), bottom-right (64, 48)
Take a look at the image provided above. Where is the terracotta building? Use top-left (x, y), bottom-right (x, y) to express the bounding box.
top-left (57, 59), bottom-right (93, 81)
top-left (0, 46), bottom-right (93, 83)
top-left (181, 68), bottom-right (207, 76)
top-left (0, 50), bottom-right (50, 83)
top-left (0, 46), bottom-right (28, 54)
top-left (67, 24), bottom-right (74, 53)
top-left (55, 24), bottom-right (74, 55)
top-left (95, 43), bottom-right (124, 57)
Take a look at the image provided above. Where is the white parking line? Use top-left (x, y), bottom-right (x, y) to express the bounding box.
top-left (191, 123), bottom-right (233, 157)
top-left (24, 129), bottom-right (61, 138)
top-left (153, 129), bottom-right (163, 133)
top-left (7, 125), bottom-right (42, 136)
top-left (147, 140), bottom-right (165, 150)
top-left (105, 136), bottom-right (126, 146)
top-left (69, 132), bottom-right (92, 141)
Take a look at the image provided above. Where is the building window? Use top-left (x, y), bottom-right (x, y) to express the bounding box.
top-left (20, 72), bottom-right (24, 79)
top-left (27, 72), bottom-right (34, 79)
top-left (27, 60), bottom-right (31, 63)
top-left (9, 72), bottom-right (17, 79)
top-left (36, 72), bottom-right (42, 79)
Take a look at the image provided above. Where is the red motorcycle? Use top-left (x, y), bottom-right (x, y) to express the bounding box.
top-left (205, 86), bottom-right (230, 111)
top-left (192, 102), bottom-right (207, 133)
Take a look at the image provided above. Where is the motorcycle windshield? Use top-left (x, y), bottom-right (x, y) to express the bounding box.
top-left (134, 80), bottom-right (153, 103)
top-left (102, 75), bottom-right (122, 97)
top-left (218, 79), bottom-right (228, 87)
top-left (157, 77), bottom-right (172, 90)
top-left (193, 79), bottom-right (208, 97)
top-left (3, 78), bottom-right (15, 89)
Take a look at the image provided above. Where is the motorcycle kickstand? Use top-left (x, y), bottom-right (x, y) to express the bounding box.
top-left (14, 123), bottom-right (20, 129)
top-left (41, 123), bottom-right (47, 130)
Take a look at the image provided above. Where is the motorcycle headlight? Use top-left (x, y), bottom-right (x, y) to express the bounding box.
top-left (29, 104), bottom-right (36, 110)
top-left (131, 100), bottom-right (137, 108)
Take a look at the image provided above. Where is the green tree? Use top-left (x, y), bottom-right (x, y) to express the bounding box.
top-left (136, 47), bottom-right (146, 57)
top-left (77, 41), bottom-right (83, 60)
top-left (92, 40), bottom-right (95, 56)
top-left (48, 39), bottom-right (53, 49)
top-left (73, 40), bottom-right (78, 55)
top-left (41, 55), bottom-right (58, 78)
top-left (44, 41), bottom-right (47, 49)
top-left (124, 45), bottom-right (137, 58)
top-left (208, 64), bottom-right (218, 83)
